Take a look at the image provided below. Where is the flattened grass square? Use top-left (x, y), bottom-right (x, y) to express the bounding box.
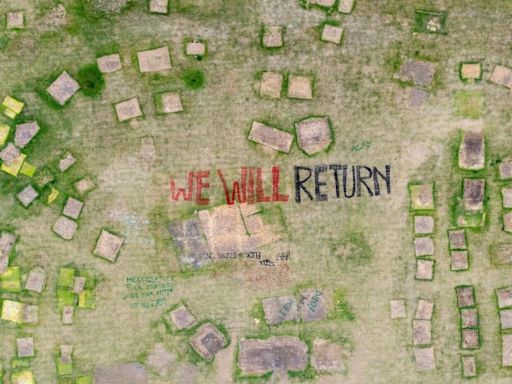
top-left (78, 290), bottom-right (95, 309)
top-left (454, 90), bottom-right (484, 119)
top-left (11, 370), bottom-right (34, 384)
top-left (0, 266), bottom-right (21, 292)
top-left (20, 162), bottom-right (36, 178)
top-left (56, 359), bottom-right (73, 376)
top-left (58, 268), bottom-right (76, 288)
top-left (2, 95), bottom-right (24, 115)
top-left (76, 376), bottom-right (92, 384)
top-left (409, 183), bottom-right (435, 211)
top-left (57, 289), bottom-right (77, 309)
top-left (1, 300), bottom-right (25, 323)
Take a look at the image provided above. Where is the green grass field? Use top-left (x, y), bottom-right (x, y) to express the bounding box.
top-left (1, 0), bottom-right (512, 383)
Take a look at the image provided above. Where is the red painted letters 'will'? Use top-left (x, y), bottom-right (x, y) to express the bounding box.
top-left (217, 166), bottom-right (288, 205)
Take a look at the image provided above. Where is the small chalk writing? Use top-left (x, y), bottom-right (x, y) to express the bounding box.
top-left (306, 290), bottom-right (322, 312)
top-left (203, 250), bottom-right (290, 266)
top-left (123, 275), bottom-right (173, 309)
top-left (259, 259), bottom-right (275, 267)
top-left (275, 299), bottom-right (294, 324)
top-left (351, 141), bottom-right (371, 152)
top-left (242, 251), bottom-right (261, 259)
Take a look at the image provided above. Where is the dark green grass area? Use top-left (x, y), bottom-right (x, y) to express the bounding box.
top-left (257, 205), bottom-right (288, 233)
top-left (170, 0), bottom-right (252, 21)
top-left (329, 231), bottom-right (373, 266)
top-left (68, 0), bottom-right (139, 22)
top-left (332, 289), bottom-right (356, 321)
top-left (234, 368), bottom-right (273, 383)
top-left (0, 173), bottom-right (43, 223)
top-left (287, 364), bottom-right (317, 381)
top-left (384, 42), bottom-right (403, 74)
top-left (0, 36), bottom-right (10, 51)
top-left (65, 0), bottom-right (138, 54)
top-left (76, 64), bottom-right (105, 98)
top-left (93, 40), bottom-right (121, 58)
top-left (181, 68), bottom-right (206, 90)
top-left (66, 1), bottom-right (112, 36)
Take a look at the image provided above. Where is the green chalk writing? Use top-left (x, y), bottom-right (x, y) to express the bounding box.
top-left (123, 275), bottom-right (173, 309)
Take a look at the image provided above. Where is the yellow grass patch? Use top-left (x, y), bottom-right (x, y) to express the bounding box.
top-left (11, 370), bottom-right (35, 384)
top-left (2, 95), bottom-right (24, 115)
top-left (48, 188), bottom-right (60, 204)
top-left (20, 162), bottom-right (37, 178)
top-left (1, 153), bottom-right (26, 177)
top-left (3, 108), bottom-right (16, 119)
top-left (0, 124), bottom-right (10, 145)
top-left (1, 299), bottom-right (25, 323)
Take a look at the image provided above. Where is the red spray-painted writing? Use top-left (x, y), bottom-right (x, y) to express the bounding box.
top-left (169, 166), bottom-right (288, 206)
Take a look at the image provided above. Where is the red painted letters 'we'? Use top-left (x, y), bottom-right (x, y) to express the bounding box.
top-left (169, 171), bottom-right (210, 205)
top-left (217, 166), bottom-right (288, 205)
